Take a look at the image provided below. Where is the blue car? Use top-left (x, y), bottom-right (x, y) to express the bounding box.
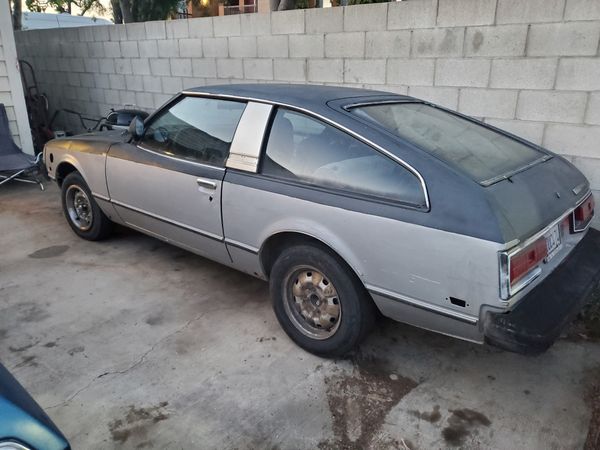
top-left (0, 363), bottom-right (69, 450)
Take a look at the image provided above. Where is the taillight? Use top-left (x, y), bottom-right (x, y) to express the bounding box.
top-left (500, 236), bottom-right (548, 300)
top-left (572, 193), bottom-right (594, 232)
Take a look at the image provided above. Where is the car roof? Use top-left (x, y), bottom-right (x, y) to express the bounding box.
top-left (185, 83), bottom-right (413, 110)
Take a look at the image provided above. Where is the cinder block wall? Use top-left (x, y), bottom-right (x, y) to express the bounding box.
top-left (14, 0), bottom-right (600, 207)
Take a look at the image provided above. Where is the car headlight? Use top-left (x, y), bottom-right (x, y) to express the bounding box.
top-left (0, 442), bottom-right (32, 450)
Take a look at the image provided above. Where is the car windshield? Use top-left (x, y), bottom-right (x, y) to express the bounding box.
top-left (350, 102), bottom-right (548, 185)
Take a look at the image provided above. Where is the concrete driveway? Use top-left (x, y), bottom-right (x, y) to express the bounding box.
top-left (1, 183), bottom-right (599, 450)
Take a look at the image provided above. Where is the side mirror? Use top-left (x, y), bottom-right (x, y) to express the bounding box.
top-left (128, 115), bottom-right (145, 139)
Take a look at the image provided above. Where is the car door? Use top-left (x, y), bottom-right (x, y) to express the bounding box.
top-left (106, 95), bottom-right (247, 265)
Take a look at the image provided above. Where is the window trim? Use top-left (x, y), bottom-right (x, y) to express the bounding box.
top-left (258, 105), bottom-right (428, 210)
top-left (137, 94), bottom-right (247, 169)
top-left (181, 90), bottom-right (430, 212)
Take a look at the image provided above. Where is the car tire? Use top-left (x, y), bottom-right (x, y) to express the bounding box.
top-left (270, 244), bottom-right (376, 357)
top-left (61, 171), bottom-right (112, 241)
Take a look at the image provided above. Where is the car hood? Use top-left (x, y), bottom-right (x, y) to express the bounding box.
top-left (47, 130), bottom-right (129, 155)
top-left (485, 156), bottom-right (590, 242)
top-left (0, 363), bottom-right (69, 450)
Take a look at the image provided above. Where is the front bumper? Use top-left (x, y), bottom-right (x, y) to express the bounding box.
top-left (484, 228), bottom-right (600, 354)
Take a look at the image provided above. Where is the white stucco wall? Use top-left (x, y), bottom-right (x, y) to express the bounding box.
top-left (0, 1), bottom-right (34, 154)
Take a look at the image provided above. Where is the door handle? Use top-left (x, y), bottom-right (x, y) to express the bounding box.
top-left (197, 178), bottom-right (217, 190)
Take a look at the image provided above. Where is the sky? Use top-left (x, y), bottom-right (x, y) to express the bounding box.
top-left (21, 0), bottom-right (114, 20)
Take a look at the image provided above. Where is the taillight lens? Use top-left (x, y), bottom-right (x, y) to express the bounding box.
top-left (572, 193), bottom-right (594, 232)
top-left (509, 238), bottom-right (547, 285)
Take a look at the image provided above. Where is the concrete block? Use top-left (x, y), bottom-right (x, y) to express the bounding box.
top-left (69, 58), bottom-right (85, 73)
top-left (179, 38), bottom-right (203, 58)
top-left (154, 93), bottom-right (173, 108)
top-left (289, 34), bottom-right (324, 58)
top-left (564, 0), bottom-right (600, 20)
top-left (166, 19), bottom-right (189, 39)
top-left (585, 93), bottom-right (600, 125)
top-left (98, 59), bottom-right (116, 74)
top-left (344, 59), bottom-right (386, 84)
top-left (80, 73), bottom-right (95, 88)
top-left (170, 58), bottom-right (193, 77)
top-left (344, 3), bottom-right (388, 32)
top-left (527, 23), bottom-right (600, 57)
top-left (115, 58), bottom-right (133, 75)
top-left (459, 88), bottom-right (518, 119)
top-left (182, 77), bottom-right (207, 89)
top-left (89, 88), bottom-right (105, 104)
top-left (193, 58), bottom-right (217, 78)
top-left (544, 124), bottom-right (600, 158)
top-left (412, 28), bottom-right (464, 58)
top-left (189, 17), bottom-right (214, 38)
top-left (67, 72), bottom-right (80, 87)
top-left (387, 58), bottom-right (435, 86)
top-left (136, 92), bottom-right (154, 109)
top-left (214, 15), bottom-right (241, 37)
top-left (556, 58), bottom-right (600, 91)
top-left (516, 91), bottom-right (587, 123)
top-left (308, 59), bottom-right (343, 83)
top-left (88, 42), bottom-right (104, 58)
top-left (274, 58), bottom-right (306, 82)
top-left (408, 86), bottom-right (459, 109)
top-left (241, 12), bottom-right (271, 36)
top-left (435, 58), bottom-right (490, 87)
top-left (92, 25), bottom-right (109, 42)
top-left (203, 37), bottom-right (229, 57)
top-left (104, 89), bottom-right (120, 105)
top-left (78, 27), bottom-right (95, 42)
top-left (145, 21), bottom-right (166, 40)
top-left (243, 58), bottom-right (273, 80)
top-left (126, 23), bottom-right (146, 41)
top-left (217, 58), bottom-right (244, 78)
top-left (162, 76), bottom-right (183, 95)
top-left (143, 75), bottom-right (162, 93)
top-left (103, 41), bottom-right (121, 58)
top-left (570, 156), bottom-right (600, 189)
top-left (271, 10), bottom-right (305, 35)
top-left (366, 31), bottom-right (410, 58)
top-left (131, 58), bottom-right (151, 75)
top-left (388, 0), bottom-right (437, 29)
top-left (120, 41), bottom-right (139, 58)
top-left (139, 40), bottom-right (159, 58)
top-left (150, 58), bottom-right (171, 76)
top-left (158, 39), bottom-right (180, 58)
top-left (325, 32), bottom-right (365, 58)
top-left (125, 74), bottom-right (143, 91)
top-left (484, 119), bottom-right (545, 144)
top-left (258, 35), bottom-right (288, 58)
top-left (437, 0), bottom-right (496, 26)
top-left (465, 25), bottom-right (527, 56)
top-left (229, 36), bottom-right (257, 58)
top-left (489, 58), bottom-right (557, 90)
top-left (84, 58), bottom-right (99, 73)
top-left (109, 74), bottom-right (126, 90)
top-left (119, 89), bottom-right (136, 105)
top-left (496, 0), bottom-right (565, 24)
top-left (306, 7), bottom-right (343, 33)
top-left (109, 24), bottom-right (127, 41)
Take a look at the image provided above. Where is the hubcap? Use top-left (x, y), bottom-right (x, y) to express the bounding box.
top-left (65, 185), bottom-right (93, 231)
top-left (283, 267), bottom-right (341, 340)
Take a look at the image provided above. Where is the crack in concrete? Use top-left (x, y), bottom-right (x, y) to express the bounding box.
top-left (45, 309), bottom-right (213, 410)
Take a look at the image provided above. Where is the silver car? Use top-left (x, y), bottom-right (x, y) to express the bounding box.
top-left (44, 84), bottom-right (599, 357)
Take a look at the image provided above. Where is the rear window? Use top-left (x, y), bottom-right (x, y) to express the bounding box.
top-left (350, 102), bottom-right (548, 185)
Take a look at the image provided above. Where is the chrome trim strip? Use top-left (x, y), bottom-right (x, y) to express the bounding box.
top-left (92, 192), bottom-right (110, 202)
top-left (182, 91), bottom-right (431, 211)
top-left (366, 284), bottom-right (478, 324)
top-left (572, 191), bottom-right (594, 233)
top-left (480, 155), bottom-right (553, 187)
top-left (224, 238), bottom-right (259, 254)
top-left (136, 144), bottom-right (226, 171)
top-left (111, 199), bottom-right (224, 242)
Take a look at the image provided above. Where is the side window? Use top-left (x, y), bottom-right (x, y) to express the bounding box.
top-left (261, 108), bottom-right (426, 207)
top-left (140, 96), bottom-right (246, 166)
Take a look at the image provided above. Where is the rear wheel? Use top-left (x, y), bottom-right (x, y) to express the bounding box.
top-left (61, 171), bottom-right (112, 241)
top-left (270, 244), bottom-right (376, 357)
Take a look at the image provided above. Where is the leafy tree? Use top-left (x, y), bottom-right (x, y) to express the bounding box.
top-left (25, 0), bottom-right (106, 15)
top-left (112, 0), bottom-right (182, 23)
top-left (10, 0), bottom-right (23, 30)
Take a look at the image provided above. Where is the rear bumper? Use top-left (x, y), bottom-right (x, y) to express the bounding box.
top-left (484, 228), bottom-right (600, 354)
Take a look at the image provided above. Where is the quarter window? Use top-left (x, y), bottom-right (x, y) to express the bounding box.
top-left (141, 96), bottom-right (246, 166)
top-left (261, 109), bottom-right (425, 207)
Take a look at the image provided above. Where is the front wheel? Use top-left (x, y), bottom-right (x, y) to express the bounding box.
top-left (61, 171), bottom-right (112, 241)
top-left (270, 244), bottom-right (376, 357)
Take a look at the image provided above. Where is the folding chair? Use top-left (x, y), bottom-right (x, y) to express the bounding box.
top-left (0, 103), bottom-right (44, 190)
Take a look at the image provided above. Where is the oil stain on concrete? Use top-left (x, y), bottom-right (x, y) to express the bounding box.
top-left (108, 401), bottom-right (170, 446)
top-left (319, 355), bottom-right (418, 449)
top-left (441, 408), bottom-right (491, 447)
top-left (28, 245), bottom-right (69, 259)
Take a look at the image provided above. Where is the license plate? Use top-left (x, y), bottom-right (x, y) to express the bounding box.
top-left (544, 224), bottom-right (562, 262)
